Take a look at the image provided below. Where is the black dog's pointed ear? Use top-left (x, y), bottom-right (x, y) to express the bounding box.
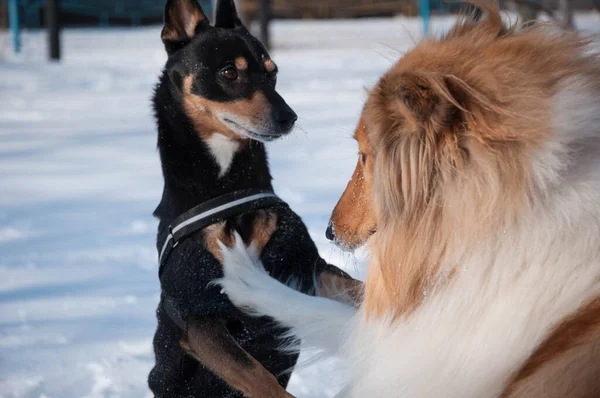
top-left (214, 0), bottom-right (243, 29)
top-left (161, 0), bottom-right (209, 52)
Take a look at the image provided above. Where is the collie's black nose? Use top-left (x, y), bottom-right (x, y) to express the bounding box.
top-left (273, 107), bottom-right (297, 131)
top-left (325, 221), bottom-right (334, 241)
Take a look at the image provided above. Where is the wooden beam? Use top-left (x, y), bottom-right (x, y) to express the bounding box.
top-left (559, 0), bottom-right (574, 29)
top-left (258, 0), bottom-right (270, 50)
top-left (46, 0), bottom-right (60, 60)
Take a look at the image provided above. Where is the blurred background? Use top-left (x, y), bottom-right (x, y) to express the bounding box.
top-left (0, 1), bottom-right (598, 397)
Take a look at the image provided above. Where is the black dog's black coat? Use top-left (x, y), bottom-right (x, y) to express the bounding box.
top-left (148, 1), bottom-right (348, 395)
top-left (149, 200), bottom-right (333, 397)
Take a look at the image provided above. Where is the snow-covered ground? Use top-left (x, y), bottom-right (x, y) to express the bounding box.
top-left (1, 13), bottom-right (599, 398)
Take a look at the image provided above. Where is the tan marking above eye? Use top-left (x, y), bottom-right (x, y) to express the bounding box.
top-left (234, 57), bottom-right (248, 71)
top-left (264, 59), bottom-right (276, 73)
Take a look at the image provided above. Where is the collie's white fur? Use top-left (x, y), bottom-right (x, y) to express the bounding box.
top-left (217, 18), bottom-right (600, 398)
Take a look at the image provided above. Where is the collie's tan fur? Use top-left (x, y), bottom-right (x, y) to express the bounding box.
top-left (329, 118), bottom-right (377, 250)
top-left (327, 2), bottom-right (600, 392)
top-left (501, 298), bottom-right (600, 397)
top-left (217, 3), bottom-right (600, 395)
top-left (329, 3), bottom-right (600, 319)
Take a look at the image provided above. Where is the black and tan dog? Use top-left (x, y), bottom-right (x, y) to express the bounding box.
top-left (149, 0), bottom-right (361, 396)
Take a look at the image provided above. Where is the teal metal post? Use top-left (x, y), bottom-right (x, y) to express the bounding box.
top-left (419, 0), bottom-right (430, 36)
top-left (8, 0), bottom-right (20, 53)
top-left (199, 0), bottom-right (213, 21)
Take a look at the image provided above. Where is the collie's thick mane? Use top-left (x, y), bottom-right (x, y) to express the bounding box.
top-left (363, 2), bottom-right (600, 318)
top-left (216, 5), bottom-right (600, 396)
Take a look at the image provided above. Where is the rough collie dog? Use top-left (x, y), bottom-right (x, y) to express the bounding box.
top-left (217, 3), bottom-right (600, 397)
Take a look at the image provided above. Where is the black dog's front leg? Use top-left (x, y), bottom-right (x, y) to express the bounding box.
top-left (180, 317), bottom-right (295, 398)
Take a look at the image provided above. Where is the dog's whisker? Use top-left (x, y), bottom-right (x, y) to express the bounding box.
top-left (371, 47), bottom-right (396, 64)
top-left (293, 124), bottom-right (309, 135)
top-left (398, 22), bottom-right (418, 46)
top-left (376, 41), bottom-right (403, 55)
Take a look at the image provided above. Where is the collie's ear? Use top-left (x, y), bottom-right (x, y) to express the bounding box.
top-left (162, 0), bottom-right (209, 53)
top-left (215, 0), bottom-right (244, 29)
top-left (396, 73), bottom-right (468, 132)
top-left (397, 72), bottom-right (502, 142)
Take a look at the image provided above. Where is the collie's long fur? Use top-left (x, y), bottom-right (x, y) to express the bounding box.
top-left (218, 3), bottom-right (600, 397)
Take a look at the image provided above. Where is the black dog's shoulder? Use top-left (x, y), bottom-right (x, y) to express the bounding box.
top-left (159, 235), bottom-right (239, 321)
top-left (159, 203), bottom-right (338, 320)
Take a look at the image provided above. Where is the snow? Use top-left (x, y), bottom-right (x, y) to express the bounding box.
top-left (1, 13), bottom-right (599, 398)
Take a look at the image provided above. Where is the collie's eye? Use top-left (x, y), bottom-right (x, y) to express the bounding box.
top-left (221, 67), bottom-right (238, 80)
top-left (361, 153), bottom-right (367, 164)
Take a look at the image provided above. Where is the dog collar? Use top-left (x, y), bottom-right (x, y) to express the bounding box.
top-left (157, 188), bottom-right (282, 270)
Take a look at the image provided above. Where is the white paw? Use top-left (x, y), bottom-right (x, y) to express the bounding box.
top-left (214, 232), bottom-right (276, 314)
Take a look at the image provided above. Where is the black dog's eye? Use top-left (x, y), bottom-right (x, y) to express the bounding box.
top-left (267, 73), bottom-right (277, 87)
top-left (361, 153), bottom-right (367, 164)
top-left (221, 67), bottom-right (238, 80)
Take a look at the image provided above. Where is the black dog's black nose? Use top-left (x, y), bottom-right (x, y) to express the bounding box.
top-left (325, 221), bottom-right (334, 241)
top-left (273, 107), bottom-right (297, 131)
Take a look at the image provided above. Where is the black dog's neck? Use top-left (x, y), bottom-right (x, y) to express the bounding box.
top-left (153, 83), bottom-right (273, 225)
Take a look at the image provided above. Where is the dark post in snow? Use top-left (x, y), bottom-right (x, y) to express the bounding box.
top-left (559, 0), bottom-right (574, 29)
top-left (46, 0), bottom-right (60, 60)
top-left (258, 0), bottom-right (271, 50)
